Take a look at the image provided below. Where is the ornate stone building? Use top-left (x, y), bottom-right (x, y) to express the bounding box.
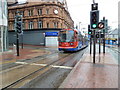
top-left (8, 0), bottom-right (74, 46)
top-left (8, 0), bottom-right (74, 31)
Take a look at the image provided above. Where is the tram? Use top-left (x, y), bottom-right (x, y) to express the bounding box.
top-left (58, 29), bottom-right (88, 52)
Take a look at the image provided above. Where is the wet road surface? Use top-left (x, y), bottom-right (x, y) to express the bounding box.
top-left (1, 46), bottom-right (88, 89)
top-left (21, 47), bottom-right (87, 88)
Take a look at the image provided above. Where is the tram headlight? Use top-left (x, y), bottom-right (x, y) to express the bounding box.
top-left (70, 43), bottom-right (74, 46)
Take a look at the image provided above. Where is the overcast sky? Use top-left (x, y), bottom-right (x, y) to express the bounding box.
top-left (18, 0), bottom-right (119, 30)
top-left (66, 0), bottom-right (119, 30)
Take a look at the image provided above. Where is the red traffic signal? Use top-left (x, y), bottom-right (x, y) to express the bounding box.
top-left (98, 22), bottom-right (104, 29)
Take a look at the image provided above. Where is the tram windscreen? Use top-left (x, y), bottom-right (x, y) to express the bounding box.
top-left (59, 30), bottom-right (74, 42)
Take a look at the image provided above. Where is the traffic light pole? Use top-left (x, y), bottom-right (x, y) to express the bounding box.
top-left (103, 29), bottom-right (105, 53)
top-left (21, 34), bottom-right (23, 49)
top-left (93, 30), bottom-right (96, 63)
top-left (93, 0), bottom-right (95, 3)
top-left (103, 17), bottom-right (105, 53)
top-left (90, 36), bottom-right (92, 54)
top-left (16, 33), bottom-right (19, 56)
top-left (99, 30), bottom-right (101, 54)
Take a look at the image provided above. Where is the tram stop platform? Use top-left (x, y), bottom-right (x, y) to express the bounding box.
top-left (59, 45), bottom-right (119, 88)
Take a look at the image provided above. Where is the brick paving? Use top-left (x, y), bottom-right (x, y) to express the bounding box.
top-left (0, 46), bottom-right (51, 64)
top-left (59, 46), bottom-right (118, 88)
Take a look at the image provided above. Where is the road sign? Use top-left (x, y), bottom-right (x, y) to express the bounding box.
top-left (92, 3), bottom-right (98, 10)
top-left (98, 22), bottom-right (104, 29)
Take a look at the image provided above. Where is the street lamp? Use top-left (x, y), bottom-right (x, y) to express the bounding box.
top-left (79, 22), bottom-right (81, 31)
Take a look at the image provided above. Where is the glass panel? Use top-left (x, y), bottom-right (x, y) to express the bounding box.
top-left (59, 30), bottom-right (74, 42)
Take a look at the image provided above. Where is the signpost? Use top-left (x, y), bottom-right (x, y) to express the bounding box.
top-left (103, 17), bottom-right (106, 53)
top-left (88, 25), bottom-right (92, 54)
top-left (98, 21), bottom-right (105, 54)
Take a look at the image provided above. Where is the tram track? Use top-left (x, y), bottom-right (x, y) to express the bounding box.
top-left (1, 47), bottom-right (87, 89)
top-left (1, 51), bottom-right (57, 73)
top-left (1, 52), bottom-right (73, 89)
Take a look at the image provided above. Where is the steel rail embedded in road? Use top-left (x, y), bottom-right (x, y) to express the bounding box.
top-left (1, 47), bottom-right (88, 89)
top-left (1, 52), bottom-right (73, 89)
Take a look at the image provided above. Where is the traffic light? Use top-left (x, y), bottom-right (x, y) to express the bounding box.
top-left (88, 25), bottom-right (92, 34)
top-left (90, 10), bottom-right (99, 29)
top-left (15, 15), bottom-right (22, 34)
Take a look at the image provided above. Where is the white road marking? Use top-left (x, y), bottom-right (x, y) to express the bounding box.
top-left (15, 62), bottom-right (73, 70)
top-left (50, 65), bottom-right (73, 69)
top-left (15, 62), bottom-right (28, 64)
top-left (31, 63), bottom-right (47, 66)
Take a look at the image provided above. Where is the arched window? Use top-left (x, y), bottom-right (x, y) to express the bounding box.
top-left (28, 10), bottom-right (33, 16)
top-left (47, 23), bottom-right (49, 28)
top-left (46, 9), bottom-right (49, 14)
top-left (53, 22), bottom-right (58, 28)
top-left (38, 9), bottom-right (42, 15)
top-left (38, 21), bottom-right (43, 29)
top-left (29, 21), bottom-right (33, 29)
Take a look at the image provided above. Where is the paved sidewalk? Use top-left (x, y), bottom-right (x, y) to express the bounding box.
top-left (0, 46), bottom-right (51, 64)
top-left (59, 46), bottom-right (118, 88)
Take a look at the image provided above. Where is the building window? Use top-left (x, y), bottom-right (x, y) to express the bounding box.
top-left (53, 22), bottom-right (58, 28)
top-left (38, 21), bottom-right (42, 29)
top-left (46, 9), bottom-right (49, 14)
top-left (28, 10), bottom-right (33, 16)
top-left (13, 22), bottom-right (15, 30)
top-left (13, 12), bottom-right (16, 18)
top-left (38, 9), bottom-right (42, 15)
top-left (47, 23), bottom-right (49, 28)
top-left (21, 11), bottom-right (24, 17)
top-left (22, 22), bottom-right (25, 29)
top-left (29, 21), bottom-right (33, 29)
top-left (61, 23), bottom-right (62, 28)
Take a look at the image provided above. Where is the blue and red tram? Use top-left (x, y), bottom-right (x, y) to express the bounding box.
top-left (58, 29), bottom-right (88, 52)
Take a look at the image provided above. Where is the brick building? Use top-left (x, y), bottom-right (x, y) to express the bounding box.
top-left (8, 0), bottom-right (74, 46)
top-left (8, 0), bottom-right (74, 30)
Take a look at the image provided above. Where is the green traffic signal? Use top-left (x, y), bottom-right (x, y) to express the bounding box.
top-left (92, 24), bottom-right (97, 28)
top-left (88, 32), bottom-right (91, 34)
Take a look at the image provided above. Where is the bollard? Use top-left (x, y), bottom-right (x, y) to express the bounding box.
top-left (13, 44), bottom-right (17, 55)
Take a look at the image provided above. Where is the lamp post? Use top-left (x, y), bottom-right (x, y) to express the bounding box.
top-left (79, 22), bottom-right (81, 31)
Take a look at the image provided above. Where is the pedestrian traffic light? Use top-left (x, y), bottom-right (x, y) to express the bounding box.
top-left (88, 25), bottom-right (92, 34)
top-left (15, 15), bottom-right (22, 34)
top-left (90, 10), bottom-right (99, 29)
top-left (98, 22), bottom-right (104, 29)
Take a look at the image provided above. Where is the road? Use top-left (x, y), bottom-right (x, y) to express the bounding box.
top-left (1, 46), bottom-right (88, 89)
